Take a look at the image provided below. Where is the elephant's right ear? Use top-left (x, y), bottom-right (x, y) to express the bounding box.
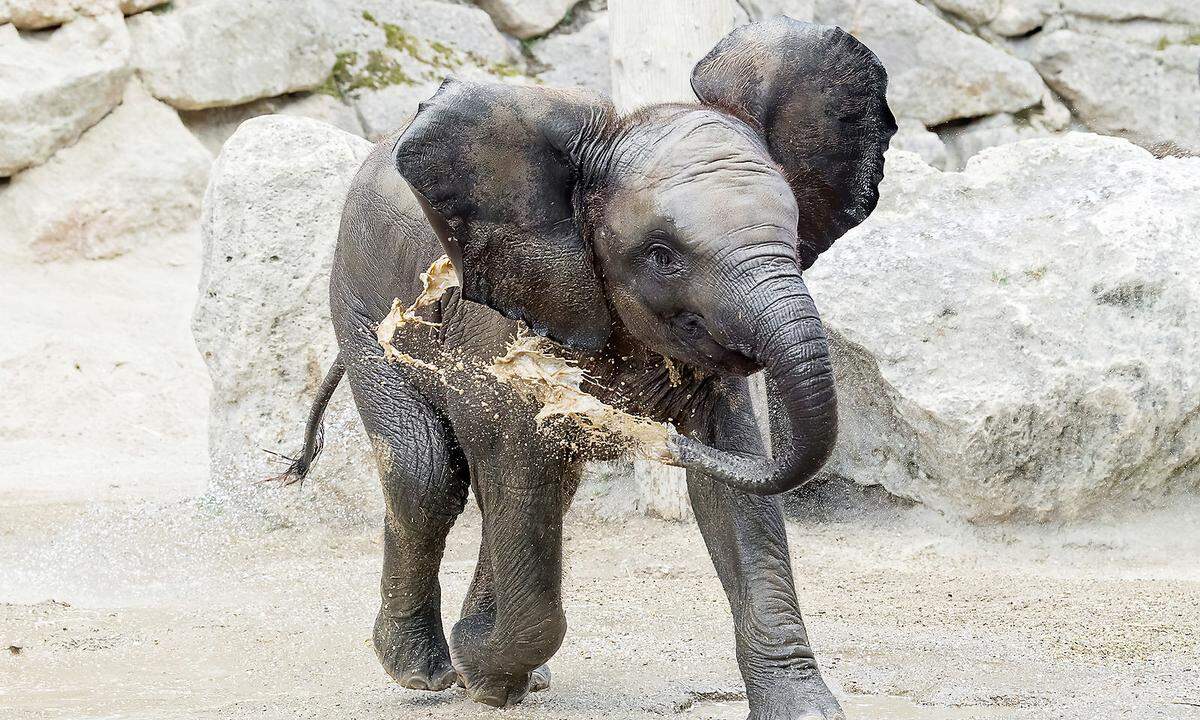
top-left (395, 79), bottom-right (614, 351)
top-left (692, 18), bottom-right (897, 270)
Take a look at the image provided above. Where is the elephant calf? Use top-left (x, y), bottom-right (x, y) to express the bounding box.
top-left (279, 17), bottom-right (895, 720)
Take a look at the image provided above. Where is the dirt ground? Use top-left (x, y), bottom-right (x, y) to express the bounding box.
top-left (2, 486), bottom-right (1199, 720)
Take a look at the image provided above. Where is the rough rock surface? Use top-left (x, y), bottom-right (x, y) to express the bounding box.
top-left (323, 0), bottom-right (523, 140)
top-left (472, 0), bottom-right (575, 38)
top-left (0, 14), bottom-right (131, 176)
top-left (0, 0), bottom-right (168, 29)
top-left (127, 0), bottom-right (333, 110)
top-left (1030, 30), bottom-right (1200, 153)
top-left (0, 81), bottom-right (211, 261)
top-left (181, 93), bottom-right (364, 155)
top-left (806, 135), bottom-right (1200, 520)
top-left (987, 0), bottom-right (1200, 36)
top-left (927, 0), bottom-right (999, 27)
top-left (2, 0), bottom-right (97, 29)
top-left (891, 118), bottom-right (949, 170)
top-left (531, 14), bottom-right (611, 93)
top-left (938, 111), bottom-right (1066, 169)
top-left (2, 0), bottom-right (83, 29)
top-left (814, 0), bottom-right (1048, 125)
top-left (738, 0), bottom-right (815, 21)
top-left (193, 116), bottom-right (377, 524)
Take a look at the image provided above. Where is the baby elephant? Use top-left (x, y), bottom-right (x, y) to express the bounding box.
top-left (282, 17), bottom-right (894, 720)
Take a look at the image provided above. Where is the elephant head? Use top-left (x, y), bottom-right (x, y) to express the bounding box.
top-left (395, 17), bottom-right (896, 495)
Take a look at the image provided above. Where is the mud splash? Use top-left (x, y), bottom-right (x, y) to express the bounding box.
top-left (376, 256), bottom-right (677, 462)
top-left (376, 255), bottom-right (459, 371)
top-left (488, 330), bottom-right (675, 462)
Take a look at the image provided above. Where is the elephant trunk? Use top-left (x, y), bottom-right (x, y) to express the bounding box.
top-left (671, 273), bottom-right (838, 495)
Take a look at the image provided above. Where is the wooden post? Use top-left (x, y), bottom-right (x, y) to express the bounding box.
top-left (608, 0), bottom-right (740, 520)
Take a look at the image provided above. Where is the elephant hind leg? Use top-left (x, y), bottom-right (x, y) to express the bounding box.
top-left (345, 363), bottom-right (469, 692)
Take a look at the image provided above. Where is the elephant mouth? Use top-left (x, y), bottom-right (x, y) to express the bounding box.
top-left (664, 323), bottom-right (760, 377)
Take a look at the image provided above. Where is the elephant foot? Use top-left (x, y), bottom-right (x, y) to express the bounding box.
top-left (748, 671), bottom-right (845, 720)
top-left (450, 612), bottom-right (560, 707)
top-left (373, 609), bottom-right (457, 691)
top-left (459, 669), bottom-right (536, 707)
top-left (454, 664), bottom-right (550, 693)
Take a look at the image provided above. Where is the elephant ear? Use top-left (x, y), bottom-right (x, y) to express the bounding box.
top-left (691, 17), bottom-right (897, 269)
top-left (395, 79), bottom-right (614, 350)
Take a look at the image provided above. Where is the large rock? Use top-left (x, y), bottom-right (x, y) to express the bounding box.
top-left (0, 0), bottom-right (168, 29)
top-left (805, 134), bottom-right (1200, 521)
top-left (1, 0), bottom-right (86, 29)
top-left (1030, 30), bottom-right (1200, 153)
top-left (118, 0), bottom-right (163, 12)
top-left (321, 0), bottom-right (524, 140)
top-left (530, 14), bottom-right (611, 94)
top-left (971, 0), bottom-right (1200, 38)
top-left (994, 0), bottom-right (1200, 33)
top-left (0, 14), bottom-right (131, 176)
top-left (472, 0), bottom-right (575, 38)
top-left (181, 92), bottom-right (364, 155)
top-left (937, 107), bottom-right (1071, 169)
top-left (335, 0), bottom-right (517, 66)
top-left (127, 0), bottom-right (333, 110)
top-left (0, 80), bottom-right (211, 261)
top-left (891, 118), bottom-right (949, 170)
top-left (814, 0), bottom-right (1048, 125)
top-left (193, 115), bottom-right (377, 525)
top-left (739, 0), bottom-right (815, 21)
top-left (928, 0), bottom-right (1000, 27)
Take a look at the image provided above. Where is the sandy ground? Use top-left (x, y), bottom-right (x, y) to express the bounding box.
top-left (2, 489), bottom-right (1199, 720)
top-left (2, 229), bottom-right (1199, 720)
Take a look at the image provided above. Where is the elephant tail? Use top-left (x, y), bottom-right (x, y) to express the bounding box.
top-left (264, 356), bottom-right (346, 486)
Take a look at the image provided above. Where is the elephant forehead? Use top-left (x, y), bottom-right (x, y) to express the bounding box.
top-left (628, 109), bottom-right (775, 177)
top-left (632, 113), bottom-right (796, 242)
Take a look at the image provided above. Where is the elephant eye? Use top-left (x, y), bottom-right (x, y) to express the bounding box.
top-left (646, 243), bottom-right (679, 270)
top-left (643, 233), bottom-right (679, 271)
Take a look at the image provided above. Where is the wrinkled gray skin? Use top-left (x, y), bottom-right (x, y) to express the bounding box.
top-left (280, 18), bottom-right (894, 720)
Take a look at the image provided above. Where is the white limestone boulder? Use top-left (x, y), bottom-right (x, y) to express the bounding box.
top-left (992, 0), bottom-right (1200, 36)
top-left (813, 0), bottom-right (1048, 125)
top-left (937, 107), bottom-right (1072, 169)
top-left (181, 93), bottom-right (365, 156)
top-left (127, 0), bottom-right (333, 110)
top-left (890, 118), bottom-right (949, 170)
top-left (322, 0), bottom-right (524, 140)
top-left (928, 0), bottom-right (999, 27)
top-left (0, 0), bottom-right (169, 29)
top-left (738, 0), bottom-right (815, 21)
top-left (530, 14), bottom-right (611, 94)
top-left (0, 80), bottom-right (211, 260)
top-left (1030, 30), bottom-right (1200, 154)
top-left (472, 0), bottom-right (575, 38)
top-left (193, 116), bottom-right (377, 524)
top-left (0, 13), bottom-right (130, 176)
top-left (806, 135), bottom-right (1200, 521)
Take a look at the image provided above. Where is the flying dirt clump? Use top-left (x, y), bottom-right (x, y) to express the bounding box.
top-left (488, 329), bottom-right (676, 463)
top-left (376, 255), bottom-right (678, 463)
top-left (375, 255), bottom-right (459, 370)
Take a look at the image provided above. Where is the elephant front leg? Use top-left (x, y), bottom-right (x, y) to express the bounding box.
top-left (689, 476), bottom-right (843, 719)
top-left (450, 474), bottom-right (568, 707)
top-left (684, 387), bottom-right (844, 720)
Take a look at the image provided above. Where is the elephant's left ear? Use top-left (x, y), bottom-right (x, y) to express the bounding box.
top-left (691, 17), bottom-right (897, 269)
top-left (395, 79), bottom-right (613, 350)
